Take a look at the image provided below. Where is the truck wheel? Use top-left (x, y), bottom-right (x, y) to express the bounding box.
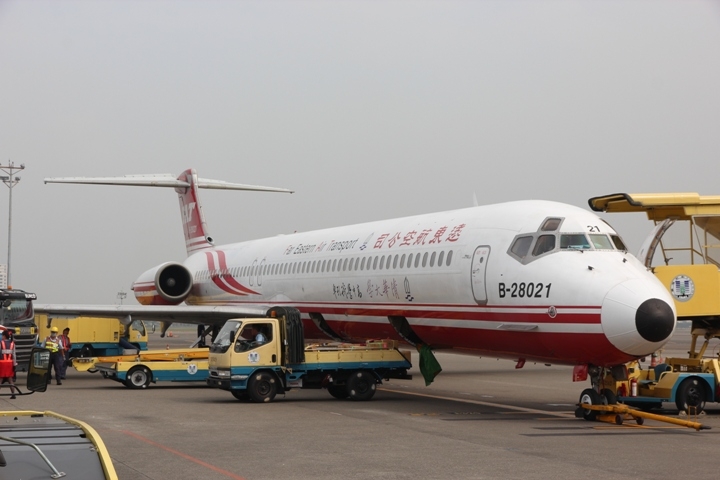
top-left (346, 371), bottom-right (376, 401)
top-left (327, 385), bottom-right (349, 400)
top-left (578, 388), bottom-right (602, 421)
top-left (125, 366), bottom-right (152, 389)
top-left (675, 378), bottom-right (706, 414)
top-left (248, 372), bottom-right (277, 403)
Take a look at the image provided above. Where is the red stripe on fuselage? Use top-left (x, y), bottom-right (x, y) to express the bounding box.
top-left (205, 252), bottom-right (260, 296)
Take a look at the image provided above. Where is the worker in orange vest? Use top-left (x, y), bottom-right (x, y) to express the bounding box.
top-left (0, 329), bottom-right (20, 399)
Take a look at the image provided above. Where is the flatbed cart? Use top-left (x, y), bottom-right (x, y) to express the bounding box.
top-left (74, 347), bottom-right (209, 389)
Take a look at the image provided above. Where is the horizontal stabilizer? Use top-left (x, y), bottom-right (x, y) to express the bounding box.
top-left (45, 174), bottom-right (294, 194)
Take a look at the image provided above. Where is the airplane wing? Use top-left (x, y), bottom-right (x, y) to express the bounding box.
top-left (34, 304), bottom-right (270, 336)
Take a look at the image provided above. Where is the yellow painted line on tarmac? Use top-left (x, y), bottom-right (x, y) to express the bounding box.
top-left (121, 430), bottom-right (247, 480)
top-left (379, 387), bottom-right (573, 418)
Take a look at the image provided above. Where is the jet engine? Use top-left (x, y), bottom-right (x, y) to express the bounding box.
top-left (132, 262), bottom-right (193, 305)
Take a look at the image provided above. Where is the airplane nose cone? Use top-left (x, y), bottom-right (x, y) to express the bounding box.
top-left (635, 298), bottom-right (675, 343)
top-left (601, 279), bottom-right (676, 357)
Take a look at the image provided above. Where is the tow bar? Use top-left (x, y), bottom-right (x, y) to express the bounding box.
top-left (578, 403), bottom-right (710, 431)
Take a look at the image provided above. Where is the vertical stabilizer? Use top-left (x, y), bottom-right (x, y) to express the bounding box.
top-left (175, 169), bottom-right (214, 254)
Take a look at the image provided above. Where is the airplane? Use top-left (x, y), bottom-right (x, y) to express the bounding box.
top-left (37, 168), bottom-right (676, 406)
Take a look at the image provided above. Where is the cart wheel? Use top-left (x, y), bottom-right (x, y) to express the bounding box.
top-left (125, 366), bottom-right (152, 389)
top-left (635, 416), bottom-right (644, 426)
top-left (578, 388), bottom-right (603, 421)
top-left (346, 371), bottom-right (376, 401)
top-left (248, 372), bottom-right (277, 403)
top-left (675, 378), bottom-right (706, 414)
top-left (327, 385), bottom-right (349, 400)
top-left (614, 414), bottom-right (624, 425)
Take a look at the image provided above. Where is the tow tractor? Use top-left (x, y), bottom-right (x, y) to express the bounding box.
top-left (588, 192), bottom-right (720, 414)
top-left (73, 347), bottom-right (209, 389)
top-left (207, 307), bottom-right (412, 403)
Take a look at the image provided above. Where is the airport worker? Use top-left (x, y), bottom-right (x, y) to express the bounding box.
top-left (60, 327), bottom-right (71, 379)
top-left (42, 326), bottom-right (64, 385)
top-left (0, 329), bottom-right (20, 399)
top-left (252, 325), bottom-right (267, 345)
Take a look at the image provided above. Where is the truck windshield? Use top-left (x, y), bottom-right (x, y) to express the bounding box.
top-left (210, 320), bottom-right (242, 354)
top-left (0, 298), bottom-right (34, 325)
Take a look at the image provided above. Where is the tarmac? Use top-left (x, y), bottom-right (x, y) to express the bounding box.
top-left (2, 326), bottom-right (718, 480)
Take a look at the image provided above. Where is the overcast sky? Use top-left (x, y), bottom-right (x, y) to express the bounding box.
top-left (0, 0), bottom-right (718, 304)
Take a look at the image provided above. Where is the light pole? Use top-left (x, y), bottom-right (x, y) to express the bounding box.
top-left (0, 161), bottom-right (25, 287)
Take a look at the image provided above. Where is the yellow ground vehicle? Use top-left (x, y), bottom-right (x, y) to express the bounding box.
top-left (0, 348), bottom-right (118, 479)
top-left (36, 314), bottom-right (149, 357)
top-left (74, 348), bottom-right (209, 388)
top-left (590, 192), bottom-right (720, 413)
top-left (207, 307), bottom-right (412, 403)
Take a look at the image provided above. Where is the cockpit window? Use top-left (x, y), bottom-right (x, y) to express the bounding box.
top-left (589, 234), bottom-right (614, 250)
top-left (560, 234), bottom-right (591, 250)
top-left (540, 218), bottom-right (562, 231)
top-left (611, 235), bottom-right (627, 251)
top-left (510, 236), bottom-right (533, 259)
top-left (533, 235), bottom-right (556, 256)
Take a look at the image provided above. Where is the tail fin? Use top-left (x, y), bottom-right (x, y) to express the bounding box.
top-left (45, 169), bottom-right (294, 257)
top-left (176, 169), bottom-right (213, 254)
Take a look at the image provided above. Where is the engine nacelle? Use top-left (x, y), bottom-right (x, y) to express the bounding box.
top-left (132, 262), bottom-right (193, 305)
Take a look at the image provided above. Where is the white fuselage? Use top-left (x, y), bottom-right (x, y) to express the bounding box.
top-left (180, 200), bottom-right (675, 366)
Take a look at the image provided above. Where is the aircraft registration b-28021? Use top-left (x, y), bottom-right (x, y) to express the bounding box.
top-left (38, 168), bottom-right (676, 404)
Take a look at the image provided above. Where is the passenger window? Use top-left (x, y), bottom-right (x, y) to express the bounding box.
top-left (510, 236), bottom-right (533, 259)
top-left (541, 218), bottom-right (562, 231)
top-left (414, 253), bottom-right (421, 268)
top-left (393, 255), bottom-right (399, 269)
top-left (360, 257), bottom-right (366, 270)
top-left (430, 251), bottom-right (436, 267)
top-left (400, 254), bottom-right (406, 268)
top-left (533, 235), bottom-right (556, 256)
top-left (590, 234), bottom-right (614, 250)
top-left (373, 256), bottom-right (378, 270)
top-left (446, 250), bottom-right (453, 266)
top-left (407, 253), bottom-right (413, 267)
top-left (560, 234), bottom-right (591, 250)
top-left (437, 251), bottom-right (444, 267)
top-left (379, 255), bottom-right (385, 270)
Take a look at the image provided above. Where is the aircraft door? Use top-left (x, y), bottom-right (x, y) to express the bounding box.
top-left (471, 246), bottom-right (490, 304)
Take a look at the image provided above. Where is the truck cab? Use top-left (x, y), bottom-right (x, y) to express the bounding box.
top-left (210, 318), bottom-right (281, 367)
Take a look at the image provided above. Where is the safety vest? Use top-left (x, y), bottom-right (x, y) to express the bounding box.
top-left (45, 336), bottom-right (61, 353)
top-left (1, 340), bottom-right (14, 360)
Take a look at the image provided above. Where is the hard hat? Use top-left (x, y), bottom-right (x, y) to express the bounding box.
top-left (50, 326), bottom-right (59, 333)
